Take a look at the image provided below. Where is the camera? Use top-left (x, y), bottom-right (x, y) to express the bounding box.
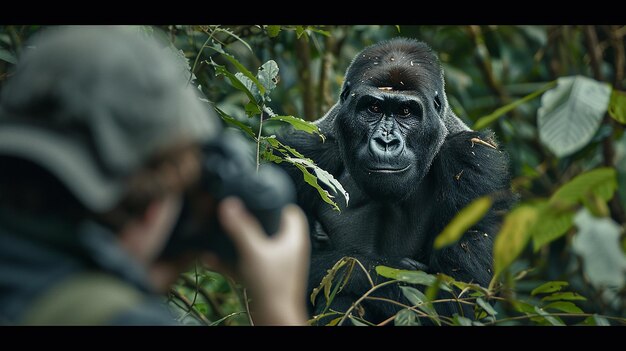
top-left (159, 131), bottom-right (296, 262)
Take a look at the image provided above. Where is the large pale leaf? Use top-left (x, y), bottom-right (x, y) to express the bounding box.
top-left (572, 209), bottom-right (626, 290)
top-left (257, 60), bottom-right (279, 94)
top-left (433, 196), bottom-right (492, 249)
top-left (608, 89), bottom-right (626, 124)
top-left (493, 205), bottom-right (538, 281)
top-left (542, 301), bottom-right (583, 314)
top-left (537, 75), bottom-right (611, 157)
top-left (285, 157), bottom-right (349, 209)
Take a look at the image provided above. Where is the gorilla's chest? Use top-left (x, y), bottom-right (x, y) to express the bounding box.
top-left (314, 172), bottom-right (432, 259)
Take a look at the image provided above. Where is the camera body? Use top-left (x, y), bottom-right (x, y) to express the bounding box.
top-left (159, 132), bottom-right (295, 262)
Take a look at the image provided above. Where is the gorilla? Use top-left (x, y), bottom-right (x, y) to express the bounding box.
top-left (277, 38), bottom-right (513, 324)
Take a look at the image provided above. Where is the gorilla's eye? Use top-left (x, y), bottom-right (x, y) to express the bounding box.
top-left (369, 103), bottom-right (382, 114)
top-left (398, 106), bottom-right (411, 117)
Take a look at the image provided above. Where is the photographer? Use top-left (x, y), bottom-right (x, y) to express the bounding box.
top-left (0, 26), bottom-right (310, 325)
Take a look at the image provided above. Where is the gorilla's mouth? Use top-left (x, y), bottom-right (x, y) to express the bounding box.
top-left (366, 164), bottom-right (411, 174)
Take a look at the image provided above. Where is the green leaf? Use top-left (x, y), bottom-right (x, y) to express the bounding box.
top-left (395, 25), bottom-right (401, 33)
top-left (257, 60), bottom-right (279, 95)
top-left (295, 26), bottom-right (307, 39)
top-left (244, 101), bottom-right (262, 117)
top-left (476, 297), bottom-right (498, 316)
top-left (291, 162), bottom-right (339, 211)
top-left (219, 53), bottom-right (266, 97)
top-left (212, 62), bottom-right (258, 104)
top-left (375, 266), bottom-right (436, 286)
top-left (492, 205), bottom-right (538, 283)
top-left (235, 72), bottom-right (262, 102)
top-left (531, 281), bottom-right (569, 296)
top-left (512, 300), bottom-right (537, 314)
top-left (285, 157), bottom-right (349, 209)
top-left (537, 75), bottom-right (612, 157)
top-left (550, 167), bottom-right (618, 207)
top-left (433, 196), bottom-right (493, 249)
top-left (267, 115), bottom-right (324, 140)
top-left (534, 306), bottom-right (565, 326)
top-left (572, 209), bottom-right (626, 290)
top-left (0, 47), bottom-right (16, 64)
top-left (266, 25), bottom-right (281, 38)
top-left (582, 314), bottom-right (610, 326)
top-left (326, 317), bottom-right (342, 326)
top-left (531, 202), bottom-right (575, 251)
top-left (473, 81), bottom-right (556, 130)
top-left (212, 106), bottom-right (256, 139)
top-left (394, 309), bottom-right (420, 326)
top-left (309, 257), bottom-right (351, 306)
top-left (542, 301), bottom-right (583, 314)
top-left (608, 89), bottom-right (626, 124)
top-left (452, 314), bottom-right (473, 326)
top-left (400, 286), bottom-right (440, 325)
top-left (541, 292), bottom-right (587, 302)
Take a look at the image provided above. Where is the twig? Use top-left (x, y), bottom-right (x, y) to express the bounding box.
top-left (242, 288), bottom-right (254, 326)
top-left (482, 312), bottom-right (626, 326)
top-left (179, 274), bottom-right (226, 321)
top-left (337, 280), bottom-right (398, 326)
top-left (168, 288), bottom-right (212, 325)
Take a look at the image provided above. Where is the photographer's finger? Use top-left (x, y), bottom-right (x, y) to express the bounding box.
top-left (218, 197), bottom-right (265, 251)
top-left (276, 205), bottom-right (309, 250)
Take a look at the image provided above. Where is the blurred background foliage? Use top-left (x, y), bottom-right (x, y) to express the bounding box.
top-left (1, 25), bottom-right (625, 325)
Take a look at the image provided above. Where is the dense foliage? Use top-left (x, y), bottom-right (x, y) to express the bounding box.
top-left (1, 25), bottom-right (625, 325)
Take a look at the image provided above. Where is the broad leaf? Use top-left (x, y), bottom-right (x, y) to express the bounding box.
top-left (550, 167), bottom-right (617, 207)
top-left (541, 292), bottom-right (587, 302)
top-left (537, 75), bottom-right (611, 157)
top-left (608, 89), bottom-right (626, 124)
top-left (531, 203), bottom-right (575, 251)
top-left (285, 157), bottom-right (349, 209)
top-left (244, 101), bottom-right (262, 117)
top-left (531, 281), bottom-right (569, 296)
top-left (350, 317), bottom-right (368, 326)
top-left (375, 266), bottom-right (436, 286)
top-left (257, 60), bottom-right (279, 95)
top-left (212, 62), bottom-right (257, 104)
top-left (394, 309), bottom-right (420, 326)
top-left (572, 209), bottom-right (626, 290)
top-left (433, 196), bottom-right (492, 249)
top-left (542, 301), bottom-right (583, 314)
top-left (493, 205), bottom-right (538, 282)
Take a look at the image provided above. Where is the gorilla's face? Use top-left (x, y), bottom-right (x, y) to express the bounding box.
top-left (334, 40), bottom-right (448, 202)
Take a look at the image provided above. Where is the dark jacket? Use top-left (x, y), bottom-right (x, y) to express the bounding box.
top-left (0, 208), bottom-right (177, 325)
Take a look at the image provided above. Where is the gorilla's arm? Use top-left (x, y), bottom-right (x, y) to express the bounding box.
top-left (428, 130), bottom-right (513, 287)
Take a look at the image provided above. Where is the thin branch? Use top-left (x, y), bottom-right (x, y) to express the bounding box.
top-left (168, 288), bottom-right (212, 325)
top-left (179, 274), bottom-right (226, 321)
top-left (337, 280), bottom-right (398, 326)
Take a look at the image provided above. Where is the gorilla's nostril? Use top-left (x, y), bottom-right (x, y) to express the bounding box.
top-left (374, 136), bottom-right (401, 152)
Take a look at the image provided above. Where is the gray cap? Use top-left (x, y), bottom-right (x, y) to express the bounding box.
top-left (0, 26), bottom-right (220, 212)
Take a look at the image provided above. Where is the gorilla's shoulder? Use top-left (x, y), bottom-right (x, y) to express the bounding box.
top-left (433, 130), bottom-right (511, 193)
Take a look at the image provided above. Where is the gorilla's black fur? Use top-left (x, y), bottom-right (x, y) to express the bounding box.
top-left (278, 38), bottom-right (513, 324)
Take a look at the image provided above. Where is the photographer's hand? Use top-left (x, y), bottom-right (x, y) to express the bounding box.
top-left (215, 197), bottom-right (310, 326)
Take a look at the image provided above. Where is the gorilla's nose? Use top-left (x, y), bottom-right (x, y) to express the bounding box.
top-left (370, 134), bottom-right (403, 156)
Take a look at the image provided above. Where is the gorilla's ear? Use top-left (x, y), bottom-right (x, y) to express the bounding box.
top-left (340, 81), bottom-right (351, 103)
